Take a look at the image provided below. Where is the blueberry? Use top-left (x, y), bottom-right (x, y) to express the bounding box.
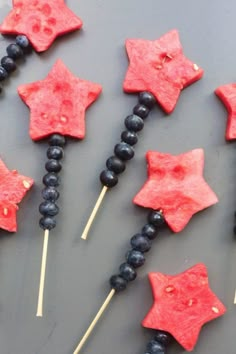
top-left (133, 104), bottom-right (150, 119)
top-left (130, 234), bottom-right (151, 252)
top-left (43, 173), bottom-right (60, 187)
top-left (121, 130), bottom-right (138, 146)
top-left (39, 216), bottom-right (56, 230)
top-left (39, 201), bottom-right (59, 216)
top-left (16, 35), bottom-right (31, 50)
top-left (146, 340), bottom-right (165, 354)
top-left (142, 223), bottom-right (157, 240)
top-left (47, 146), bottom-right (64, 160)
top-left (6, 44), bottom-right (23, 60)
top-left (154, 331), bottom-right (171, 346)
top-left (106, 156), bottom-right (126, 174)
top-left (125, 114), bottom-right (144, 132)
top-left (1, 56), bottom-right (16, 72)
top-left (114, 142), bottom-right (134, 161)
top-left (119, 263), bottom-right (137, 281)
top-left (126, 250), bottom-right (145, 268)
top-left (45, 159), bottom-right (62, 173)
top-left (139, 91), bottom-right (156, 109)
top-left (0, 66), bottom-right (8, 81)
top-left (110, 275), bottom-right (127, 292)
top-left (49, 134), bottom-right (66, 147)
top-left (42, 187), bottom-right (59, 202)
top-left (100, 170), bottom-right (118, 188)
top-left (148, 211), bottom-right (165, 227)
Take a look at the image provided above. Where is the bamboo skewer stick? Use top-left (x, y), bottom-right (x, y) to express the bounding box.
top-left (73, 289), bottom-right (116, 354)
top-left (36, 229), bottom-right (50, 317)
top-left (81, 186), bottom-right (108, 240)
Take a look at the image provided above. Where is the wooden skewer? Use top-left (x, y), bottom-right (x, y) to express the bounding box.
top-left (36, 229), bottom-right (50, 317)
top-left (73, 289), bottom-right (116, 354)
top-left (81, 186), bottom-right (108, 240)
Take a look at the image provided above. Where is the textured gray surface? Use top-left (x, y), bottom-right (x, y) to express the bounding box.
top-left (0, 0), bottom-right (235, 353)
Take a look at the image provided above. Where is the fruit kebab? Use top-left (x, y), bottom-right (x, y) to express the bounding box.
top-left (73, 148), bottom-right (218, 353)
top-left (18, 59), bottom-right (102, 317)
top-left (0, 0), bottom-right (82, 92)
top-left (81, 29), bottom-right (204, 241)
top-left (141, 264), bottom-right (226, 354)
top-left (215, 84), bottom-right (236, 303)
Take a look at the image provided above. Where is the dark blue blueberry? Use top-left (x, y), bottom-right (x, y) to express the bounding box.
top-left (42, 187), bottom-right (59, 202)
top-left (49, 134), bottom-right (66, 147)
top-left (106, 156), bottom-right (126, 174)
top-left (1, 56), bottom-right (16, 72)
top-left (6, 44), bottom-right (23, 60)
top-left (47, 146), bottom-right (64, 160)
top-left (125, 114), bottom-right (144, 132)
top-left (139, 92), bottom-right (156, 109)
top-left (39, 201), bottom-right (59, 216)
top-left (43, 173), bottom-right (60, 187)
top-left (126, 250), bottom-right (145, 268)
top-left (110, 275), bottom-right (127, 292)
top-left (148, 211), bottom-right (165, 227)
top-left (16, 35), bottom-right (31, 50)
top-left (146, 340), bottom-right (165, 354)
top-left (45, 159), bottom-right (62, 173)
top-left (130, 234), bottom-right (151, 252)
top-left (119, 263), bottom-right (137, 281)
top-left (154, 331), bottom-right (171, 346)
top-left (142, 223), bottom-right (157, 240)
top-left (121, 130), bottom-right (138, 146)
top-left (100, 170), bottom-right (118, 188)
top-left (114, 142), bottom-right (134, 161)
top-left (133, 104), bottom-right (150, 119)
top-left (0, 66), bottom-right (8, 81)
top-left (39, 216), bottom-right (56, 231)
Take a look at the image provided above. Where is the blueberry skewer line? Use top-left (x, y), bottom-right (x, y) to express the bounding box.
top-left (36, 134), bottom-right (66, 317)
top-left (74, 210), bottom-right (166, 354)
top-left (81, 91), bottom-right (156, 240)
top-left (0, 35), bottom-right (31, 92)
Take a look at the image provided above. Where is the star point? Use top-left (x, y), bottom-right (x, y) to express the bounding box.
top-left (215, 83), bottom-right (236, 140)
top-left (18, 59), bottom-right (102, 141)
top-left (123, 30), bottom-right (204, 113)
top-left (142, 264), bottom-right (226, 351)
top-left (0, 0), bottom-right (83, 52)
top-left (133, 149), bottom-right (218, 232)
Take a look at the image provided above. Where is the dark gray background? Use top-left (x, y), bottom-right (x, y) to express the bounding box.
top-left (0, 0), bottom-right (235, 353)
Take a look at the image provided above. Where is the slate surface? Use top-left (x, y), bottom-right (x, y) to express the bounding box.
top-left (0, 0), bottom-right (234, 353)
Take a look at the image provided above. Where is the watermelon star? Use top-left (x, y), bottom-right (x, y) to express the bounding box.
top-left (133, 149), bottom-right (218, 232)
top-left (0, 159), bottom-right (34, 232)
top-left (215, 84), bottom-right (236, 140)
top-left (123, 30), bottom-right (204, 113)
top-left (0, 0), bottom-right (83, 52)
top-left (18, 59), bottom-right (102, 141)
top-left (142, 264), bottom-right (226, 351)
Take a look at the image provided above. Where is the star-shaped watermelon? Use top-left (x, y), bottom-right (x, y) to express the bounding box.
top-left (133, 149), bottom-right (218, 232)
top-left (215, 84), bottom-right (236, 140)
top-left (142, 264), bottom-right (226, 351)
top-left (0, 159), bottom-right (33, 232)
top-left (18, 59), bottom-right (102, 141)
top-left (123, 30), bottom-right (204, 113)
top-left (0, 0), bottom-right (83, 52)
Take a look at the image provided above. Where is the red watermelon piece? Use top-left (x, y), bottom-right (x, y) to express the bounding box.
top-left (142, 264), bottom-right (226, 351)
top-left (215, 84), bottom-right (236, 140)
top-left (0, 159), bottom-right (34, 232)
top-left (133, 149), bottom-right (218, 232)
top-left (123, 30), bottom-right (204, 113)
top-left (0, 0), bottom-right (83, 52)
top-left (18, 59), bottom-right (102, 141)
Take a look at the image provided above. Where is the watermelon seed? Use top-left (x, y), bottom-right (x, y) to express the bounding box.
top-left (193, 63), bottom-right (199, 71)
top-left (165, 286), bottom-right (175, 293)
top-left (212, 307), bottom-right (219, 313)
top-left (23, 180), bottom-right (31, 189)
top-left (3, 208), bottom-right (8, 216)
top-left (60, 116), bottom-right (67, 123)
